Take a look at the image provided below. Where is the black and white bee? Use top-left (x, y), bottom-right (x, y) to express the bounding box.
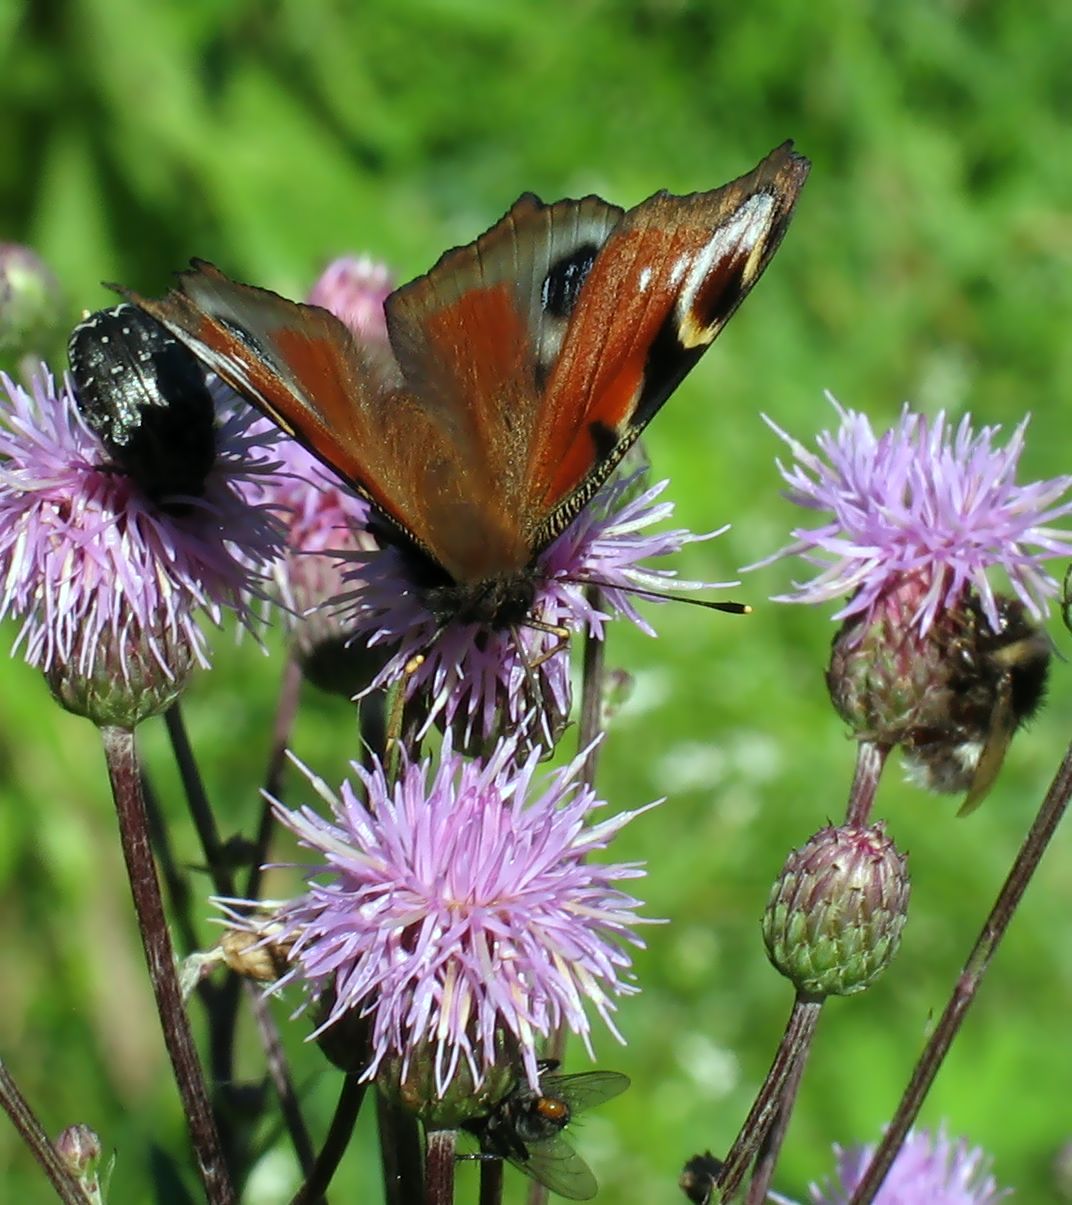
top-left (68, 303), bottom-right (217, 510)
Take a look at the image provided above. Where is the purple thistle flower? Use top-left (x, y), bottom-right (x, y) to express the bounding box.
top-left (0, 366), bottom-right (284, 683)
top-left (263, 432), bottom-right (376, 612)
top-left (753, 395), bottom-right (1072, 636)
top-left (344, 471), bottom-right (729, 748)
top-left (307, 255), bottom-right (392, 341)
top-left (244, 736), bottom-right (660, 1095)
top-left (810, 1127), bottom-right (1011, 1204)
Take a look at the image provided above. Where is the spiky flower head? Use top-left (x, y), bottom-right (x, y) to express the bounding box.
top-left (344, 472), bottom-right (729, 751)
top-left (762, 823), bottom-right (909, 998)
top-left (756, 396), bottom-right (1072, 636)
top-left (755, 398), bottom-right (1070, 807)
top-left (0, 367), bottom-right (283, 725)
top-left (810, 1127), bottom-right (1011, 1203)
top-left (238, 737), bottom-right (660, 1098)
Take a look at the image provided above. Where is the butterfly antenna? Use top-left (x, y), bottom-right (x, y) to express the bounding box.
top-left (560, 577), bottom-right (750, 615)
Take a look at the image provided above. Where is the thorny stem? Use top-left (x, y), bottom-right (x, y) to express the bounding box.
top-left (529, 589), bottom-right (607, 1205)
top-left (715, 996), bottom-right (822, 1201)
top-left (99, 726), bottom-right (235, 1204)
top-left (0, 1060), bottom-right (89, 1204)
top-left (289, 1076), bottom-right (369, 1205)
top-left (425, 1130), bottom-right (456, 1205)
top-left (165, 700), bottom-right (315, 1178)
top-left (848, 734), bottom-right (1072, 1204)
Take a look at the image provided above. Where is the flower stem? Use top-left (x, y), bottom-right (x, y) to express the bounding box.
top-left (848, 733), bottom-right (1072, 1204)
top-left (289, 1075), bottom-right (368, 1204)
top-left (425, 1130), bottom-right (456, 1205)
top-left (716, 996), bottom-right (823, 1201)
top-left (378, 1089), bottom-right (425, 1205)
top-left (577, 585), bottom-right (608, 783)
top-left (165, 699), bottom-right (315, 1177)
top-left (244, 652), bottom-right (304, 902)
top-left (99, 725), bottom-right (235, 1204)
top-left (844, 740), bottom-right (888, 827)
top-left (478, 1158), bottom-right (504, 1205)
top-left (0, 1059), bottom-right (89, 1204)
top-left (744, 1045), bottom-right (810, 1205)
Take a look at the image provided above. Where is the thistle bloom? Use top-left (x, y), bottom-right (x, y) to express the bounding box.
top-left (243, 737), bottom-right (660, 1095)
top-left (345, 472), bottom-right (728, 748)
top-left (307, 254), bottom-right (392, 341)
top-left (810, 1128), bottom-right (1011, 1204)
top-left (755, 395), bottom-right (1072, 636)
top-left (0, 367), bottom-right (283, 693)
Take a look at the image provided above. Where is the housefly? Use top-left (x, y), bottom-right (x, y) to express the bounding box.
top-left (460, 1059), bottom-right (629, 1200)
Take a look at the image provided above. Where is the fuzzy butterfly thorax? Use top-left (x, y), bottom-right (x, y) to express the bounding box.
top-left (121, 143), bottom-right (810, 634)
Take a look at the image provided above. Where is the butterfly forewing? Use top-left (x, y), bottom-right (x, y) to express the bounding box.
top-left (382, 193), bottom-right (627, 581)
top-left (528, 142), bottom-right (810, 542)
top-left (124, 263), bottom-right (479, 566)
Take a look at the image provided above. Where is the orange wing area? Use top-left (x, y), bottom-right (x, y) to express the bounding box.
top-left (525, 143), bottom-right (810, 541)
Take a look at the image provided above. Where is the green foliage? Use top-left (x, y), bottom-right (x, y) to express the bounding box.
top-left (3, 0), bottom-right (1072, 1200)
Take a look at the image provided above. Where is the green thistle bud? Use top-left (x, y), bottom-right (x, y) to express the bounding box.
top-left (377, 1040), bottom-right (518, 1130)
top-left (44, 627), bottom-right (194, 730)
top-left (762, 823), bottom-right (909, 998)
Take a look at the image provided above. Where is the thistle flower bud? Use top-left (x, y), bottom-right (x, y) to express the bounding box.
top-left (377, 1042), bottom-right (518, 1129)
top-left (219, 925), bottom-right (292, 984)
top-left (54, 1124), bottom-right (106, 1200)
top-left (828, 590), bottom-right (1049, 811)
top-left (762, 823), bottom-right (909, 998)
top-left (44, 626), bottom-right (195, 729)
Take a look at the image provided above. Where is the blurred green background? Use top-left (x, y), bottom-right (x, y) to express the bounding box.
top-left (3, 0), bottom-right (1072, 1201)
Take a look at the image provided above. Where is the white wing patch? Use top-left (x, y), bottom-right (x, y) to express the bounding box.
top-left (676, 192), bottom-right (777, 348)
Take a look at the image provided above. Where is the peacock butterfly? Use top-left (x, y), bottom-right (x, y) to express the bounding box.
top-left (121, 143), bottom-right (809, 628)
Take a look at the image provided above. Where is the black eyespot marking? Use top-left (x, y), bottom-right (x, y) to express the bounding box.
top-left (541, 244), bottom-right (598, 319)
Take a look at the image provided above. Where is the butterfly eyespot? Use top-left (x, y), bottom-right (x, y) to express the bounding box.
top-left (541, 244), bottom-right (599, 319)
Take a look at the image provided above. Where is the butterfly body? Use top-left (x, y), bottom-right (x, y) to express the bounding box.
top-left (123, 144), bottom-right (809, 628)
